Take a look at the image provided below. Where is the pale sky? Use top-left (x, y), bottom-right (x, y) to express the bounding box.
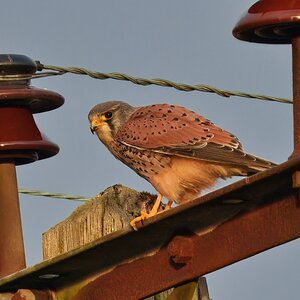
top-left (1, 1), bottom-right (298, 299)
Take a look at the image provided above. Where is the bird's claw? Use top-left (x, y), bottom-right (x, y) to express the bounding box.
top-left (130, 194), bottom-right (172, 231)
top-left (130, 211), bottom-right (154, 231)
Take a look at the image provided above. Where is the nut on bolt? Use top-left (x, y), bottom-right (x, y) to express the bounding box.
top-left (167, 235), bottom-right (194, 264)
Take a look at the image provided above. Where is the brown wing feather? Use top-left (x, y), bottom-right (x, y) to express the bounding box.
top-left (117, 104), bottom-right (241, 148)
top-left (116, 103), bottom-right (274, 172)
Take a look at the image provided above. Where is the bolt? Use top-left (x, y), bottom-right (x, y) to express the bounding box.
top-left (167, 235), bottom-right (194, 264)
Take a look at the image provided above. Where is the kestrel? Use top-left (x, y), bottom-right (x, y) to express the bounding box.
top-left (88, 101), bottom-right (275, 229)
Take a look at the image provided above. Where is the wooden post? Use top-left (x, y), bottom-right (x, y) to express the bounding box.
top-left (198, 277), bottom-right (211, 300)
top-left (42, 184), bottom-right (210, 299)
top-left (42, 184), bottom-right (156, 259)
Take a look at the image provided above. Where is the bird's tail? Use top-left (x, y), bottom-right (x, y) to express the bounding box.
top-left (236, 152), bottom-right (276, 176)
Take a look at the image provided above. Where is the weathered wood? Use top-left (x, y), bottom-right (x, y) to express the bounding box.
top-left (164, 281), bottom-right (198, 300)
top-left (42, 184), bottom-right (156, 259)
top-left (198, 277), bottom-right (211, 300)
top-left (42, 184), bottom-right (208, 299)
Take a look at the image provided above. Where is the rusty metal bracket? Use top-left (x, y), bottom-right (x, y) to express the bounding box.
top-left (0, 158), bottom-right (299, 299)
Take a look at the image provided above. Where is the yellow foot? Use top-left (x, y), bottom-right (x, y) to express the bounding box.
top-left (130, 195), bottom-right (173, 230)
top-left (130, 210), bottom-right (157, 231)
top-left (165, 200), bottom-right (173, 210)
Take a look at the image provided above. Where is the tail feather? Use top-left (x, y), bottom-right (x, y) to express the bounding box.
top-left (236, 152), bottom-right (276, 176)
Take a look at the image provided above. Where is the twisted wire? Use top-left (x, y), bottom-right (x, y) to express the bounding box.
top-left (19, 63), bottom-right (291, 202)
top-left (35, 63), bottom-right (292, 104)
top-left (19, 188), bottom-right (89, 202)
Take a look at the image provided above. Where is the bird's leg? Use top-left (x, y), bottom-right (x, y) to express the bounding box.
top-left (130, 193), bottom-right (163, 230)
top-left (164, 200), bottom-right (173, 210)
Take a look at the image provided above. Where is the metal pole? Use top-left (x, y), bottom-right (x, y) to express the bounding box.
top-left (291, 36), bottom-right (300, 159)
top-left (0, 161), bottom-right (26, 277)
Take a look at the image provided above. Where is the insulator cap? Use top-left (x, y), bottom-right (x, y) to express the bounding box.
top-left (0, 54), bottom-right (64, 113)
top-left (0, 107), bottom-right (59, 165)
top-left (0, 54), bottom-right (63, 164)
top-left (0, 86), bottom-right (64, 113)
top-left (0, 54), bottom-right (37, 75)
top-left (233, 0), bottom-right (300, 44)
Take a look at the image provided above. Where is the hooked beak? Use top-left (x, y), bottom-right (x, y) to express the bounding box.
top-left (90, 119), bottom-right (102, 134)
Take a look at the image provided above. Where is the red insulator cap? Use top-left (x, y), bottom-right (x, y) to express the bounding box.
top-left (233, 0), bottom-right (300, 44)
top-left (0, 54), bottom-right (64, 113)
top-left (0, 107), bottom-right (59, 165)
top-left (0, 54), bottom-right (64, 165)
top-left (0, 86), bottom-right (64, 114)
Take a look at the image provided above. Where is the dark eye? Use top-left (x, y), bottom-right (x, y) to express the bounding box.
top-left (104, 111), bottom-right (112, 119)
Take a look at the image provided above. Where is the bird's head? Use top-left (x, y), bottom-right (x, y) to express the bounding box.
top-left (88, 101), bottom-right (135, 144)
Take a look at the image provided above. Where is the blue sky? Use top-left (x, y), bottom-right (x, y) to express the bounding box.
top-left (1, 1), bottom-right (298, 299)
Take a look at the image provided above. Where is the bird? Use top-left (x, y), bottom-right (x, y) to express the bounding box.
top-left (88, 101), bottom-right (275, 230)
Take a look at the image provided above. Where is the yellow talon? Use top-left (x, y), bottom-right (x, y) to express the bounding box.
top-left (130, 194), bottom-right (173, 230)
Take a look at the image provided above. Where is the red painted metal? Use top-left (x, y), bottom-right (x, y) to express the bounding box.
top-left (0, 55), bottom-right (64, 165)
top-left (0, 162), bottom-right (26, 278)
top-left (74, 187), bottom-right (300, 299)
top-left (291, 36), bottom-right (300, 158)
top-left (0, 107), bottom-right (59, 165)
top-left (0, 86), bottom-right (64, 113)
top-left (233, 1), bottom-right (300, 159)
top-left (0, 55), bottom-right (63, 279)
top-left (0, 158), bottom-right (299, 298)
top-left (233, 0), bottom-right (300, 43)
top-left (167, 235), bottom-right (194, 264)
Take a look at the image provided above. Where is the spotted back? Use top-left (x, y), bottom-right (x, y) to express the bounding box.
top-left (116, 103), bottom-right (242, 150)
